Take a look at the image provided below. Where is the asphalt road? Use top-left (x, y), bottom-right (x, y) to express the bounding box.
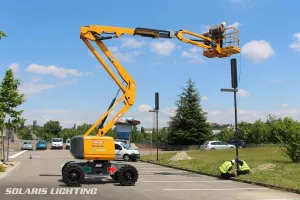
top-left (1, 149), bottom-right (300, 200)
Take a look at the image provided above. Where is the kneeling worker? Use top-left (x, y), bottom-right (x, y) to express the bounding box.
top-left (219, 160), bottom-right (236, 179)
top-left (235, 159), bottom-right (251, 175)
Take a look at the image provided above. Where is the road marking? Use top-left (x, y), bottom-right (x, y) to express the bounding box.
top-left (142, 180), bottom-right (232, 183)
top-left (163, 188), bottom-right (269, 191)
top-left (9, 150), bottom-right (27, 158)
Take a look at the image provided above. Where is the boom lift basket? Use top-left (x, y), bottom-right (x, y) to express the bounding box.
top-left (203, 27), bottom-right (240, 58)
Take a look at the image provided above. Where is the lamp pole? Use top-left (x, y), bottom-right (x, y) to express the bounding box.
top-left (221, 58), bottom-right (239, 171)
top-left (149, 109), bottom-right (156, 156)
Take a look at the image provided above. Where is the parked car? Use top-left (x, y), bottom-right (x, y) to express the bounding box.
top-left (227, 140), bottom-right (245, 148)
top-left (36, 140), bottom-right (47, 150)
top-left (21, 141), bottom-right (33, 150)
top-left (51, 138), bottom-right (63, 149)
top-left (66, 139), bottom-right (70, 149)
top-left (114, 141), bottom-right (140, 161)
top-left (200, 141), bottom-right (235, 150)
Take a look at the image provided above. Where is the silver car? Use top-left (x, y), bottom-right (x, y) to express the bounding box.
top-left (200, 141), bottom-right (235, 150)
top-left (21, 141), bottom-right (33, 150)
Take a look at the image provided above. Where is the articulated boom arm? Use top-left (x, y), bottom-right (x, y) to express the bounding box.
top-left (80, 24), bottom-right (240, 137)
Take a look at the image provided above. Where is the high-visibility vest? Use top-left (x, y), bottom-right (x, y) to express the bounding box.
top-left (219, 161), bottom-right (233, 174)
top-left (239, 160), bottom-right (250, 171)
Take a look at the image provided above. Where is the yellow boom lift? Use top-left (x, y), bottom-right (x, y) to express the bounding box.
top-left (61, 22), bottom-right (240, 186)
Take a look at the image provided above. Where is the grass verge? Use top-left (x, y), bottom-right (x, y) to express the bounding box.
top-left (141, 147), bottom-right (300, 189)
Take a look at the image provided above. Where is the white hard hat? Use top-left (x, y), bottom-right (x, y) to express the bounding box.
top-left (231, 159), bottom-right (235, 164)
top-left (221, 22), bottom-right (226, 27)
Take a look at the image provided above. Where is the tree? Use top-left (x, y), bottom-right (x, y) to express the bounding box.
top-left (0, 30), bottom-right (7, 39)
top-left (217, 129), bottom-right (234, 141)
top-left (275, 117), bottom-right (300, 162)
top-left (43, 120), bottom-right (62, 136)
top-left (0, 69), bottom-right (25, 162)
top-left (167, 78), bottom-right (213, 145)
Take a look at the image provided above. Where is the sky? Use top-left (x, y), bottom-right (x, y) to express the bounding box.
top-left (1, 0), bottom-right (300, 129)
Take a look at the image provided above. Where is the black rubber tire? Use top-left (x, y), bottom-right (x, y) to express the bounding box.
top-left (110, 171), bottom-right (119, 181)
top-left (62, 164), bottom-right (85, 187)
top-left (123, 154), bottom-right (130, 161)
top-left (117, 164), bottom-right (138, 186)
top-left (61, 161), bottom-right (73, 174)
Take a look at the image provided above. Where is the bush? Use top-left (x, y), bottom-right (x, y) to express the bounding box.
top-left (276, 117), bottom-right (300, 162)
top-left (0, 164), bottom-right (5, 172)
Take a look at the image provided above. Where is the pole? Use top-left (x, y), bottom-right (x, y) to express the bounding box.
top-left (7, 134), bottom-right (9, 162)
top-left (156, 110), bottom-right (158, 161)
top-left (234, 90), bottom-right (239, 170)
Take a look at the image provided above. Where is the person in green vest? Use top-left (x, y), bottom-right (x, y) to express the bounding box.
top-left (219, 159), bottom-right (237, 179)
top-left (235, 159), bottom-right (251, 175)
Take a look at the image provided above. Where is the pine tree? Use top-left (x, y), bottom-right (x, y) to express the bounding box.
top-left (167, 78), bottom-right (213, 145)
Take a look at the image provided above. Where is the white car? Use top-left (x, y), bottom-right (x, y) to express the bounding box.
top-left (114, 141), bottom-right (140, 161)
top-left (51, 138), bottom-right (63, 149)
top-left (200, 141), bottom-right (235, 150)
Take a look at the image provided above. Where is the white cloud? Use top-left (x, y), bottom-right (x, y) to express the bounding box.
top-left (211, 110), bottom-right (221, 115)
top-left (289, 33), bottom-right (300, 52)
top-left (201, 96), bottom-right (209, 100)
top-left (162, 107), bottom-right (176, 116)
top-left (242, 40), bottom-right (274, 62)
top-left (281, 103), bottom-right (288, 107)
top-left (182, 47), bottom-right (205, 65)
top-left (26, 64), bottom-right (83, 79)
top-left (228, 21), bottom-right (241, 28)
top-left (121, 38), bottom-right (146, 48)
top-left (268, 80), bottom-right (283, 83)
top-left (229, 0), bottom-right (255, 7)
top-left (212, 103), bottom-right (217, 106)
top-left (9, 63), bottom-right (20, 73)
top-left (34, 110), bottom-right (73, 114)
top-left (105, 46), bottom-right (142, 62)
top-left (201, 25), bottom-right (210, 33)
top-left (138, 104), bottom-right (152, 112)
top-left (19, 83), bottom-right (55, 95)
top-left (150, 40), bottom-right (176, 56)
top-left (85, 72), bottom-right (93, 76)
top-left (238, 89), bottom-right (251, 97)
top-left (31, 77), bottom-right (41, 82)
top-left (62, 79), bottom-right (78, 86)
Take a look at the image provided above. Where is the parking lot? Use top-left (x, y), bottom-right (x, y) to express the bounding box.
top-left (1, 149), bottom-right (300, 200)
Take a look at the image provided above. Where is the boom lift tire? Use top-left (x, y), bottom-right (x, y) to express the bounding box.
top-left (117, 164), bottom-right (139, 186)
top-left (62, 164), bottom-right (85, 187)
top-left (110, 171), bottom-right (119, 181)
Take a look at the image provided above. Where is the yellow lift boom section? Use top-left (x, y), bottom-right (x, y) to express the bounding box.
top-left (70, 23), bottom-right (240, 161)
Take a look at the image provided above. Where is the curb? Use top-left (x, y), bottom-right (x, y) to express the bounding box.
top-left (0, 162), bottom-right (21, 180)
top-left (140, 160), bottom-right (300, 194)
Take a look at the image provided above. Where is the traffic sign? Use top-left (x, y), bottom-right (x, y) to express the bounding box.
top-left (83, 166), bottom-right (91, 174)
top-left (107, 165), bottom-right (116, 174)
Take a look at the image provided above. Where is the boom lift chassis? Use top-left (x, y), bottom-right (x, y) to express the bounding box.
top-left (61, 23), bottom-right (240, 187)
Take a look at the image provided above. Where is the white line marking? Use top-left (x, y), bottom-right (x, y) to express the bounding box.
top-left (164, 188), bottom-right (269, 191)
top-left (9, 150), bottom-right (27, 158)
top-left (137, 168), bottom-right (175, 170)
top-left (142, 180), bottom-right (232, 183)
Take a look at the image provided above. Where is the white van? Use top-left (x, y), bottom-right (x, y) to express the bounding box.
top-left (114, 141), bottom-right (140, 161)
top-left (51, 138), bottom-right (63, 149)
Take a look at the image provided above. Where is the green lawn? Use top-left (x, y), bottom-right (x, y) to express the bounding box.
top-left (141, 147), bottom-right (300, 189)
